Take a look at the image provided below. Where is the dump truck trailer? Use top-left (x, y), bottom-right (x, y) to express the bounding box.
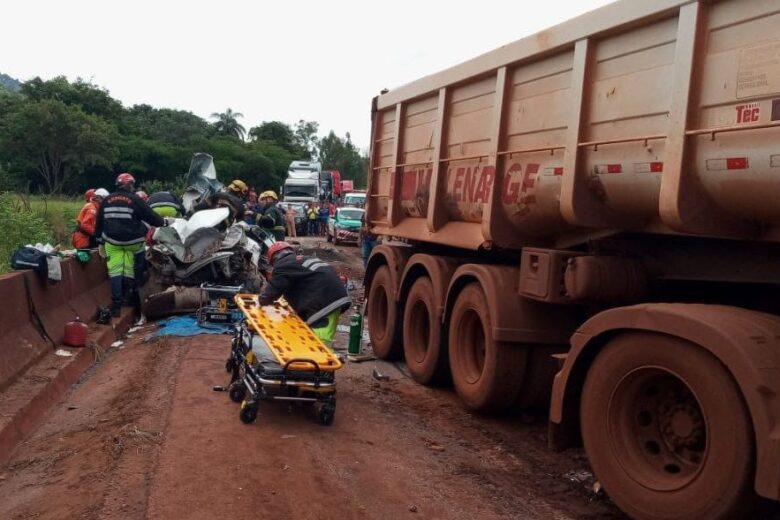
top-left (364, 1), bottom-right (780, 518)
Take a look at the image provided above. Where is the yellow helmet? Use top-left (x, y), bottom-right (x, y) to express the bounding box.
top-left (228, 179), bottom-right (248, 196)
top-left (259, 190), bottom-right (278, 201)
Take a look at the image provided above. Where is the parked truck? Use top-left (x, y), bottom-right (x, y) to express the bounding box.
top-left (364, 1), bottom-right (780, 518)
top-left (283, 160), bottom-right (322, 203)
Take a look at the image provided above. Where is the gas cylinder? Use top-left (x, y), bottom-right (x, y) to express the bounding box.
top-left (63, 317), bottom-right (88, 347)
top-left (348, 311), bottom-right (363, 355)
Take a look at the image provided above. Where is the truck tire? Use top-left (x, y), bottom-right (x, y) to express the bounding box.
top-left (448, 283), bottom-right (525, 411)
top-left (402, 276), bottom-right (448, 385)
top-left (367, 265), bottom-right (401, 359)
top-left (581, 332), bottom-right (755, 520)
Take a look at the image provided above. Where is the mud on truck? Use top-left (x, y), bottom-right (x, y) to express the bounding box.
top-left (364, 1), bottom-right (780, 518)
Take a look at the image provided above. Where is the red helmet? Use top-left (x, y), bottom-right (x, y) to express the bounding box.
top-left (267, 241), bottom-right (293, 264)
top-left (84, 188), bottom-right (96, 203)
top-left (116, 172), bottom-right (135, 187)
top-left (135, 190), bottom-right (149, 202)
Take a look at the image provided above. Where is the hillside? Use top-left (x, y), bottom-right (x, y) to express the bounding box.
top-left (0, 72), bottom-right (21, 91)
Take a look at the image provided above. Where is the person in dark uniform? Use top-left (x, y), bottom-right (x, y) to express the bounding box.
top-left (95, 173), bottom-right (170, 320)
top-left (259, 242), bottom-right (351, 347)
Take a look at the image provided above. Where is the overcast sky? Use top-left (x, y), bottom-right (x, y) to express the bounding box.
top-left (2, 0), bottom-right (613, 151)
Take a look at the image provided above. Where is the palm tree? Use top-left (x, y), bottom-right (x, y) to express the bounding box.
top-left (210, 108), bottom-right (246, 140)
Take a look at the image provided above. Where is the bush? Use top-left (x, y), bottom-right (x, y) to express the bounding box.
top-left (0, 194), bottom-right (53, 273)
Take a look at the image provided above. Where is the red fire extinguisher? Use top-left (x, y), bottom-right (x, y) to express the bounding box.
top-left (63, 317), bottom-right (88, 348)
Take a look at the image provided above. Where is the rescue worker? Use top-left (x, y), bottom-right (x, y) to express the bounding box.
top-left (95, 173), bottom-right (169, 320)
top-left (148, 191), bottom-right (185, 218)
top-left (260, 242), bottom-right (351, 347)
top-left (227, 179), bottom-right (249, 200)
top-left (72, 188), bottom-right (109, 249)
top-left (256, 190), bottom-right (285, 241)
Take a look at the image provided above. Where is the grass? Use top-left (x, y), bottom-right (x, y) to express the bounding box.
top-left (0, 193), bottom-right (83, 273)
top-left (27, 195), bottom-right (83, 245)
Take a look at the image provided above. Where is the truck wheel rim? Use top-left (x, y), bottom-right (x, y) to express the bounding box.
top-left (408, 299), bottom-right (430, 363)
top-left (608, 367), bottom-right (707, 491)
top-left (457, 308), bottom-right (485, 384)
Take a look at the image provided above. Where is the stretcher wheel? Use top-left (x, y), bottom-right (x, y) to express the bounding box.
top-left (229, 383), bottom-right (247, 403)
top-left (240, 401), bottom-right (259, 424)
top-left (317, 404), bottom-right (336, 426)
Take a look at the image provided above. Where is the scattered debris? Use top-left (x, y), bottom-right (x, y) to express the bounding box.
top-left (67, 405), bottom-right (78, 411)
top-left (282, 464), bottom-right (290, 471)
top-left (212, 385), bottom-right (226, 392)
top-left (372, 367), bottom-right (390, 381)
top-left (110, 341), bottom-right (124, 349)
top-left (281, 434), bottom-right (297, 439)
top-left (409, 505), bottom-right (419, 513)
top-left (55, 349), bottom-right (74, 357)
top-left (347, 354), bottom-right (376, 363)
top-left (563, 469), bottom-right (593, 484)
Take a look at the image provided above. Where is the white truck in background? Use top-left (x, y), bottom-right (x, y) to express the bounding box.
top-left (283, 161), bottom-right (322, 203)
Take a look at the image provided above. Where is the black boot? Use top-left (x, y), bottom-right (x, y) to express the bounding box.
top-left (110, 276), bottom-right (124, 317)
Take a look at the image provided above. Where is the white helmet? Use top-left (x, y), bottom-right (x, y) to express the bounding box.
top-left (93, 188), bottom-right (110, 199)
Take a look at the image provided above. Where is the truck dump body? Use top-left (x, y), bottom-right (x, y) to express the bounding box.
top-left (364, 2), bottom-right (780, 518)
top-left (368, 0), bottom-right (780, 250)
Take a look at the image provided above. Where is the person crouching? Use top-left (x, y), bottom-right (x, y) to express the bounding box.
top-left (259, 242), bottom-right (351, 347)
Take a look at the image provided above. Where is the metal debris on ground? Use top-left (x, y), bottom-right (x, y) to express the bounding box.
top-left (55, 349), bottom-right (74, 357)
top-left (347, 354), bottom-right (376, 363)
top-left (563, 469), bottom-right (593, 484)
top-left (110, 341), bottom-right (124, 349)
top-left (372, 367), bottom-right (390, 381)
top-left (409, 505), bottom-right (419, 513)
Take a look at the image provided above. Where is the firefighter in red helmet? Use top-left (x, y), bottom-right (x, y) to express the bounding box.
top-left (259, 242), bottom-right (350, 347)
top-left (95, 173), bottom-right (169, 321)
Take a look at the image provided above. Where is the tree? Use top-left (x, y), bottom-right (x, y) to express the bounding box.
top-left (0, 99), bottom-right (118, 193)
top-left (248, 121), bottom-right (301, 153)
top-left (210, 108), bottom-right (246, 140)
top-left (293, 120), bottom-right (320, 159)
top-left (21, 76), bottom-right (123, 122)
top-left (318, 131), bottom-right (368, 188)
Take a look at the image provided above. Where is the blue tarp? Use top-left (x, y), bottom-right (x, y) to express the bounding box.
top-left (147, 315), bottom-right (234, 340)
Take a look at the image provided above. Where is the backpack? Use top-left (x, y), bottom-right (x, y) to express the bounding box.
top-left (11, 246), bottom-right (49, 279)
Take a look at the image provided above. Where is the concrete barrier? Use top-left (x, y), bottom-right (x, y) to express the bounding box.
top-left (0, 256), bottom-right (110, 392)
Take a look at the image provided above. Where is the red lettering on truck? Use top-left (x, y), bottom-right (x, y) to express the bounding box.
top-left (736, 103), bottom-right (760, 124)
top-left (400, 168), bottom-right (433, 201)
top-left (501, 163), bottom-right (540, 205)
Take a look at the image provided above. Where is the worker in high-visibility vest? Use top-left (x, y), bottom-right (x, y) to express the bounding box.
top-left (95, 173), bottom-right (171, 321)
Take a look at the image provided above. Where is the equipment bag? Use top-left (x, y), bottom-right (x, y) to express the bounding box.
top-left (10, 246), bottom-right (49, 279)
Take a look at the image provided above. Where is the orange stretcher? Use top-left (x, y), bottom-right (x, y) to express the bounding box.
top-left (224, 294), bottom-right (341, 426)
top-left (234, 294), bottom-right (342, 371)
